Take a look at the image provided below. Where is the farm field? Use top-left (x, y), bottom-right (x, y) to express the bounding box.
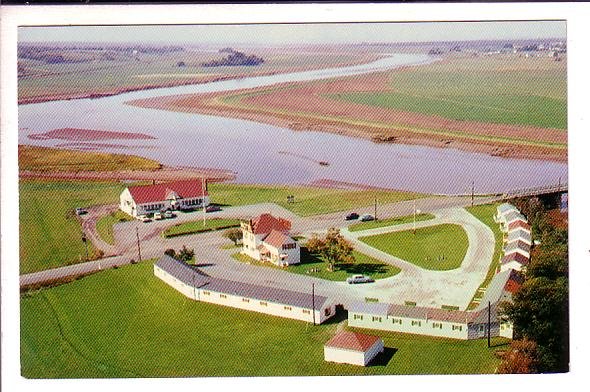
top-left (465, 203), bottom-right (504, 309)
top-left (137, 53), bottom-right (567, 161)
top-left (209, 183), bottom-right (425, 216)
top-left (348, 212), bottom-right (435, 232)
top-left (359, 224), bottom-right (469, 271)
top-left (20, 260), bottom-right (504, 378)
top-left (18, 47), bottom-right (380, 103)
top-left (19, 180), bottom-right (127, 274)
top-left (233, 249), bottom-right (401, 282)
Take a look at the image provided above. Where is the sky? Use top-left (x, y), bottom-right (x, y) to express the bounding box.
top-left (18, 21), bottom-right (566, 45)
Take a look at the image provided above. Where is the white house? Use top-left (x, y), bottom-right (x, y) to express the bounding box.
top-left (504, 240), bottom-right (531, 259)
top-left (507, 220), bottom-right (531, 234)
top-left (495, 203), bottom-right (518, 223)
top-left (241, 213), bottom-right (300, 266)
top-left (500, 252), bottom-right (530, 272)
top-left (120, 179), bottom-right (209, 218)
top-left (500, 211), bottom-right (528, 233)
top-left (324, 331), bottom-right (384, 366)
top-left (154, 255), bottom-right (334, 324)
top-left (506, 229), bottom-right (532, 246)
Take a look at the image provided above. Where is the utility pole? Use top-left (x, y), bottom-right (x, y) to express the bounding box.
top-left (471, 180), bottom-right (475, 207)
top-left (312, 283), bottom-right (316, 326)
top-left (136, 226), bottom-right (142, 262)
top-left (374, 197), bottom-right (377, 221)
top-left (413, 199), bottom-right (417, 235)
top-left (487, 301), bottom-right (491, 348)
top-left (202, 177), bottom-right (207, 227)
top-left (81, 233), bottom-right (89, 260)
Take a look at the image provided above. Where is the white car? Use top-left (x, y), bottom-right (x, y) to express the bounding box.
top-left (359, 214), bottom-right (375, 222)
top-left (346, 275), bottom-right (375, 284)
top-left (164, 211), bottom-right (175, 219)
top-left (138, 215), bottom-right (151, 223)
top-left (154, 212), bottom-right (164, 220)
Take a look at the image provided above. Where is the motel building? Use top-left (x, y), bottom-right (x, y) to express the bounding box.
top-left (241, 213), bottom-right (300, 266)
top-left (154, 255), bottom-right (335, 324)
top-left (324, 331), bottom-right (384, 367)
top-left (120, 179), bottom-right (209, 218)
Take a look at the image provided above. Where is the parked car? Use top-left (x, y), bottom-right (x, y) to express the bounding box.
top-left (138, 215), bottom-right (151, 223)
top-left (346, 275), bottom-right (375, 284)
top-left (359, 214), bottom-right (375, 222)
top-left (345, 212), bottom-right (359, 220)
top-left (154, 212), bottom-right (164, 220)
top-left (164, 210), bottom-right (175, 219)
top-left (75, 207), bottom-right (88, 216)
top-left (205, 205), bottom-right (221, 213)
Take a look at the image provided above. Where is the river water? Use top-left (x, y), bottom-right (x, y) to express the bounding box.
top-left (18, 53), bottom-right (567, 194)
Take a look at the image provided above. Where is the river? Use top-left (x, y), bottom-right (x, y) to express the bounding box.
top-left (18, 53), bottom-right (567, 194)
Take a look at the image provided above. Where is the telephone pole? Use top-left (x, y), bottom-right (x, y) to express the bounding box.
top-left (136, 226), bottom-right (142, 262)
top-left (312, 283), bottom-right (316, 326)
top-left (374, 197), bottom-right (377, 221)
top-left (487, 301), bottom-right (491, 348)
top-left (471, 180), bottom-right (475, 207)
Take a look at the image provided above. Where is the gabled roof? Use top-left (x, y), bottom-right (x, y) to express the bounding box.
top-left (504, 270), bottom-right (524, 294)
top-left (263, 229), bottom-right (295, 248)
top-left (508, 220), bottom-right (531, 232)
top-left (507, 230), bottom-right (532, 244)
top-left (504, 211), bottom-right (527, 224)
top-left (387, 304), bottom-right (477, 323)
top-left (497, 203), bottom-right (518, 215)
top-left (501, 252), bottom-right (530, 266)
top-left (128, 179), bottom-right (207, 204)
top-left (504, 240), bottom-right (531, 254)
top-left (349, 302), bottom-right (390, 316)
top-left (325, 331), bottom-right (381, 352)
top-left (250, 213), bottom-right (291, 235)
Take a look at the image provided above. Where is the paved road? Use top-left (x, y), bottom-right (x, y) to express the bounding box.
top-left (22, 195), bottom-right (499, 310)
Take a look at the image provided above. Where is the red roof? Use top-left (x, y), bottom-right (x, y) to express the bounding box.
top-left (325, 331), bottom-right (381, 352)
top-left (251, 213), bottom-right (291, 235)
top-left (501, 252), bottom-right (529, 266)
top-left (508, 220), bottom-right (531, 232)
top-left (128, 179), bottom-right (208, 204)
top-left (504, 270), bottom-right (524, 294)
top-left (263, 230), bottom-right (294, 248)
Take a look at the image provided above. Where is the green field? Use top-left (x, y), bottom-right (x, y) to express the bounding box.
top-left (96, 210), bottom-right (134, 245)
top-left (331, 55), bottom-right (567, 130)
top-left (19, 180), bottom-right (127, 274)
top-left (233, 249), bottom-right (401, 282)
top-left (465, 203), bottom-right (503, 309)
top-left (20, 261), bottom-right (504, 377)
top-left (19, 145), bottom-right (162, 172)
top-left (209, 183), bottom-right (424, 216)
top-left (359, 224), bottom-right (469, 270)
top-left (348, 213), bottom-right (435, 232)
top-left (162, 218), bottom-right (241, 238)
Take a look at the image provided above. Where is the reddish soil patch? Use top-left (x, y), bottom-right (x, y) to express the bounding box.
top-left (55, 142), bottom-right (157, 150)
top-left (129, 68), bottom-right (567, 162)
top-left (29, 128), bottom-right (156, 141)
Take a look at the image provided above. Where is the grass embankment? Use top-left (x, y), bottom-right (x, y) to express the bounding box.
top-left (19, 180), bottom-right (127, 274)
top-left (19, 145), bottom-right (161, 172)
top-left (96, 211), bottom-right (134, 245)
top-left (331, 55), bottom-right (567, 130)
top-left (21, 261), bottom-right (503, 377)
top-left (162, 218), bottom-right (241, 238)
top-left (209, 183), bottom-right (424, 216)
top-left (359, 224), bottom-right (469, 271)
top-left (348, 213), bottom-right (435, 232)
top-left (465, 203), bottom-right (504, 310)
top-left (233, 248), bottom-right (401, 281)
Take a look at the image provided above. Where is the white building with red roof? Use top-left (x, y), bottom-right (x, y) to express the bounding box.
top-left (120, 179), bottom-right (209, 217)
top-left (324, 331), bottom-right (384, 366)
top-left (240, 213), bottom-right (300, 266)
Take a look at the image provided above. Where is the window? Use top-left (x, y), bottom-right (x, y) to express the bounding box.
top-left (452, 325), bottom-right (463, 331)
top-left (353, 314), bottom-right (363, 320)
top-left (284, 306), bottom-right (292, 311)
top-left (411, 320), bottom-right (422, 327)
top-left (219, 294), bottom-right (227, 299)
top-left (392, 318), bottom-right (402, 325)
top-left (372, 316), bottom-right (382, 322)
top-left (325, 308), bottom-right (331, 316)
top-left (282, 243), bottom-right (296, 250)
top-left (303, 309), bottom-right (311, 314)
top-left (203, 291), bottom-right (210, 296)
top-left (242, 298), bottom-right (250, 303)
top-left (479, 325), bottom-right (485, 332)
top-left (432, 322), bottom-right (443, 329)
top-left (260, 301), bottom-right (268, 306)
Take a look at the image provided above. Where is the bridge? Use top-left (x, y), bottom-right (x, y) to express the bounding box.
top-left (501, 182), bottom-right (568, 199)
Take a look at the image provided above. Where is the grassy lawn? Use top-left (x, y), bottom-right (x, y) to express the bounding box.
top-left (359, 224), bottom-right (468, 271)
top-left (330, 55), bottom-right (566, 130)
top-left (162, 218), bottom-right (241, 238)
top-left (233, 248), bottom-right (401, 282)
top-left (20, 260), bottom-right (503, 377)
top-left (19, 145), bottom-right (162, 172)
top-left (348, 213), bottom-right (435, 232)
top-left (96, 210), bottom-right (134, 245)
top-left (209, 183), bottom-right (424, 217)
top-left (465, 203), bottom-right (504, 310)
top-left (19, 180), bottom-right (127, 274)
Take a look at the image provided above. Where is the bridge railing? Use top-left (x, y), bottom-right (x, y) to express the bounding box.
top-left (502, 183), bottom-right (568, 198)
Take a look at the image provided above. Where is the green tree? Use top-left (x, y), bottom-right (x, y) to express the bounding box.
top-left (178, 245), bottom-right (195, 263)
top-left (223, 228), bottom-right (243, 246)
top-left (306, 228), bottom-right (354, 272)
top-left (497, 338), bottom-right (540, 374)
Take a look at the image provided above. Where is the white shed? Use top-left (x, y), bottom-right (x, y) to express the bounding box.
top-left (324, 331), bottom-right (384, 366)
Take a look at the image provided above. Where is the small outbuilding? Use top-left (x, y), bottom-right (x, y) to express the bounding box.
top-left (324, 331), bottom-right (384, 366)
